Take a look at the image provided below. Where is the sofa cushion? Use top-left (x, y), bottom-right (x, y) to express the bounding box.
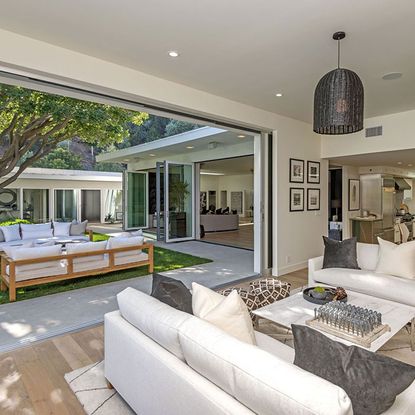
top-left (10, 244), bottom-right (63, 273)
top-left (357, 242), bottom-right (379, 271)
top-left (53, 221), bottom-right (71, 236)
top-left (178, 317), bottom-right (352, 415)
top-left (376, 238), bottom-right (415, 279)
top-left (20, 223), bottom-right (53, 240)
top-left (66, 241), bottom-right (107, 264)
top-left (323, 236), bottom-right (359, 270)
top-left (107, 236), bottom-right (144, 250)
top-left (151, 273), bottom-right (193, 314)
top-left (0, 224), bottom-right (21, 242)
top-left (293, 324), bottom-right (415, 415)
top-left (192, 283), bottom-right (256, 345)
top-left (113, 252), bottom-right (148, 266)
top-left (117, 287), bottom-right (193, 361)
top-left (70, 220), bottom-right (88, 236)
top-left (73, 258), bottom-right (109, 273)
top-left (312, 267), bottom-right (415, 307)
top-left (5, 263), bottom-right (67, 282)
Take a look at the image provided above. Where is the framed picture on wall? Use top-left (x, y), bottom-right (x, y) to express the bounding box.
top-left (307, 161), bottom-right (320, 184)
top-left (348, 179), bottom-right (360, 211)
top-left (290, 188), bottom-right (304, 212)
top-left (289, 158), bottom-right (304, 183)
top-left (307, 188), bottom-right (320, 211)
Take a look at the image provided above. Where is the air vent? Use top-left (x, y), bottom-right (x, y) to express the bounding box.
top-left (365, 126), bottom-right (383, 138)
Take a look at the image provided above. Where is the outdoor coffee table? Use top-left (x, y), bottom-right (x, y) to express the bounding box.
top-left (253, 289), bottom-right (415, 352)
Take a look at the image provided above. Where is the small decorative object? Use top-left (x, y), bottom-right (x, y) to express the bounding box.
top-left (333, 287), bottom-right (347, 301)
top-left (348, 179), bottom-right (360, 211)
top-left (307, 188), bottom-right (320, 211)
top-left (313, 31), bottom-right (364, 135)
top-left (289, 158), bottom-right (304, 183)
top-left (290, 188), bottom-right (304, 212)
top-left (307, 302), bottom-right (390, 348)
top-left (303, 286), bottom-right (347, 305)
top-left (307, 161), bottom-right (320, 184)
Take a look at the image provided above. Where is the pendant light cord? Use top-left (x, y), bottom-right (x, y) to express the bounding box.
top-left (337, 38), bottom-right (341, 68)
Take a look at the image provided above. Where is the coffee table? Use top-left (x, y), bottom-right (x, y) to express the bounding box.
top-left (253, 289), bottom-right (415, 352)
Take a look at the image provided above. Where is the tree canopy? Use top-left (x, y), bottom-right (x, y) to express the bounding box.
top-left (0, 83), bottom-right (147, 187)
top-left (32, 147), bottom-right (83, 170)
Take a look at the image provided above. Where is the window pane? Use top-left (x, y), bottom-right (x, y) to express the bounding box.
top-left (127, 173), bottom-right (147, 228)
top-left (23, 189), bottom-right (49, 223)
top-left (0, 188), bottom-right (20, 220)
top-left (54, 190), bottom-right (77, 221)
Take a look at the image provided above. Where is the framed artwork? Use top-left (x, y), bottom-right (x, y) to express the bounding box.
top-left (290, 188), bottom-right (304, 212)
top-left (289, 158), bottom-right (304, 183)
top-left (200, 191), bottom-right (207, 210)
top-left (307, 161), bottom-right (320, 184)
top-left (348, 179), bottom-right (360, 211)
top-left (307, 188), bottom-right (320, 211)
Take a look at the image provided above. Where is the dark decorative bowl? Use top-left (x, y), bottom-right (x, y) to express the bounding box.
top-left (303, 287), bottom-right (348, 305)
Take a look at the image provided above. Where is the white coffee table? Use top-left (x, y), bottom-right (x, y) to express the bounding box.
top-left (253, 289), bottom-right (415, 352)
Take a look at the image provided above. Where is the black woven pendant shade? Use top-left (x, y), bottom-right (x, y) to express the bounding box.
top-left (313, 32), bottom-right (364, 135)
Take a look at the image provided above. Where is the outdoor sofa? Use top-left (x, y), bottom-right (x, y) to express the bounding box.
top-left (0, 221), bottom-right (93, 251)
top-left (0, 236), bottom-right (153, 301)
top-left (104, 287), bottom-right (415, 415)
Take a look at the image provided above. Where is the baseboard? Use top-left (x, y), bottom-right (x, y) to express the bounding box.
top-left (277, 261), bottom-right (308, 276)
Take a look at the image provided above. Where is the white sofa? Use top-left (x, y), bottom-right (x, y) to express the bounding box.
top-left (105, 287), bottom-right (415, 415)
top-left (0, 221), bottom-right (90, 251)
top-left (200, 214), bottom-right (239, 232)
top-left (309, 242), bottom-right (415, 308)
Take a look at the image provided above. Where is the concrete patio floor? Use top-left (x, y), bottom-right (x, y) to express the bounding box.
top-left (0, 241), bottom-right (255, 352)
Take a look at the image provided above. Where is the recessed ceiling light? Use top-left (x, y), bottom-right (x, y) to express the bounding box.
top-left (275, 93), bottom-right (283, 97)
top-left (186, 145), bottom-right (194, 149)
top-left (382, 72), bottom-right (402, 81)
top-left (168, 50), bottom-right (180, 58)
top-left (237, 134), bottom-right (246, 138)
top-left (149, 154), bottom-right (156, 157)
top-left (397, 161), bottom-right (403, 165)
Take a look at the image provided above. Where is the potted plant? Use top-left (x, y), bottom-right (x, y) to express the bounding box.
top-left (169, 180), bottom-right (190, 237)
top-left (310, 286), bottom-right (327, 300)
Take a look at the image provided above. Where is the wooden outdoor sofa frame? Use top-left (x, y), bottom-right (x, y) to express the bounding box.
top-left (0, 243), bottom-right (154, 302)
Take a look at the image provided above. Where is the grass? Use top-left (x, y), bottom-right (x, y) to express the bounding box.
top-left (0, 234), bottom-right (212, 304)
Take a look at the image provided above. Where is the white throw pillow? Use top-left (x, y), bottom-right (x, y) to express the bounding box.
top-left (0, 224), bottom-right (21, 242)
top-left (3, 241), bottom-right (34, 258)
top-left (376, 237), bottom-right (415, 279)
top-left (66, 241), bottom-right (107, 264)
top-left (53, 221), bottom-right (71, 236)
top-left (191, 282), bottom-right (256, 345)
top-left (21, 223), bottom-right (53, 240)
top-left (11, 244), bottom-right (62, 261)
top-left (107, 236), bottom-right (144, 250)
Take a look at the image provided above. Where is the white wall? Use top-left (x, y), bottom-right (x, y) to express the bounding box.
top-left (0, 28), bottom-right (328, 275)
top-left (322, 109), bottom-right (415, 159)
top-left (341, 166), bottom-right (360, 239)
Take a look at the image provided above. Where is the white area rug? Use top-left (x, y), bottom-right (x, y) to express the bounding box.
top-left (65, 361), bottom-right (134, 415)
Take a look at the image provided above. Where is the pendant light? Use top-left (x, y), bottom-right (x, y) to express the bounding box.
top-left (313, 32), bottom-right (364, 135)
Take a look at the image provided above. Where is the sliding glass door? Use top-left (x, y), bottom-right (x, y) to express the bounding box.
top-left (124, 171), bottom-right (148, 229)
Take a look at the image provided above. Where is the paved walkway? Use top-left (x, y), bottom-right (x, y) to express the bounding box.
top-left (0, 241), bottom-right (255, 352)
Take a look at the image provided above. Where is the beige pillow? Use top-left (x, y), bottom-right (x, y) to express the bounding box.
top-left (376, 237), bottom-right (415, 279)
top-left (191, 282), bottom-right (256, 345)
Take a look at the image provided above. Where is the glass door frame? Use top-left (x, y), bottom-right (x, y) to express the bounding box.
top-left (164, 160), bottom-right (195, 243)
top-left (123, 170), bottom-right (149, 230)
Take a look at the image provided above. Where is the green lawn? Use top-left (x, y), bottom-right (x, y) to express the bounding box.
top-left (0, 236), bottom-right (211, 304)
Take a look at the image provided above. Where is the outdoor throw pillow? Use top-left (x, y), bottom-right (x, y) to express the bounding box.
top-left (151, 273), bottom-right (193, 314)
top-left (192, 282), bottom-right (256, 345)
top-left (53, 221), bottom-right (71, 236)
top-left (70, 220), bottom-right (88, 236)
top-left (292, 324), bottom-right (415, 415)
top-left (322, 236), bottom-right (359, 269)
top-left (0, 224), bottom-right (21, 242)
top-left (376, 237), bottom-right (415, 279)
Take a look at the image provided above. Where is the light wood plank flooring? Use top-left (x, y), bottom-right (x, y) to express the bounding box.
top-left (202, 223), bottom-right (254, 250)
top-left (0, 270), bottom-right (306, 415)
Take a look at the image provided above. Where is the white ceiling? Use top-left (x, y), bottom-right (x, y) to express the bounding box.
top-left (330, 149), bottom-right (415, 168)
top-left (201, 156), bottom-right (253, 175)
top-left (1, 1), bottom-right (415, 122)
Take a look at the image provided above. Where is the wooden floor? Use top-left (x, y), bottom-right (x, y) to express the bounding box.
top-left (202, 223), bottom-right (254, 250)
top-left (0, 269), bottom-right (306, 415)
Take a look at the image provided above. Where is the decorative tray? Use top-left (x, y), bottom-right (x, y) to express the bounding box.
top-left (303, 287), bottom-right (347, 305)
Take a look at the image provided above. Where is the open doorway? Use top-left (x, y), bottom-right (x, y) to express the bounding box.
top-left (199, 155), bottom-right (254, 250)
top-left (81, 190), bottom-right (101, 222)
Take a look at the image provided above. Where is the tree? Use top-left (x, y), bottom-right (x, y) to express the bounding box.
top-left (32, 147), bottom-right (83, 170)
top-left (164, 119), bottom-right (200, 137)
top-left (0, 83), bottom-right (148, 187)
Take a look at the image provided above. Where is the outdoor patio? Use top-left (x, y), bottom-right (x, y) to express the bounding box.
top-left (0, 240), bottom-right (255, 352)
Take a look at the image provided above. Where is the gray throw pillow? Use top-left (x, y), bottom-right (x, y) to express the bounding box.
top-left (0, 228), bottom-right (4, 242)
top-left (292, 324), bottom-right (415, 415)
top-left (70, 220), bottom-right (88, 236)
top-left (322, 236), bottom-right (359, 269)
top-left (151, 273), bottom-right (193, 314)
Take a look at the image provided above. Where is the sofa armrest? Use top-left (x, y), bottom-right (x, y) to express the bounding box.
top-left (308, 256), bottom-right (323, 286)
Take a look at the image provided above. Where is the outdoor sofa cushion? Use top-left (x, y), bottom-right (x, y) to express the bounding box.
top-left (53, 221), bottom-right (71, 236)
top-left (70, 220), bottom-right (88, 236)
top-left (0, 224), bottom-right (21, 242)
top-left (5, 264), bottom-right (67, 282)
top-left (107, 236), bottom-right (146, 265)
top-left (66, 240), bottom-right (107, 264)
top-left (20, 223), bottom-right (53, 240)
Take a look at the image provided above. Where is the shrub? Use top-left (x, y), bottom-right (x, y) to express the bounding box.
top-left (0, 219), bottom-right (31, 227)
